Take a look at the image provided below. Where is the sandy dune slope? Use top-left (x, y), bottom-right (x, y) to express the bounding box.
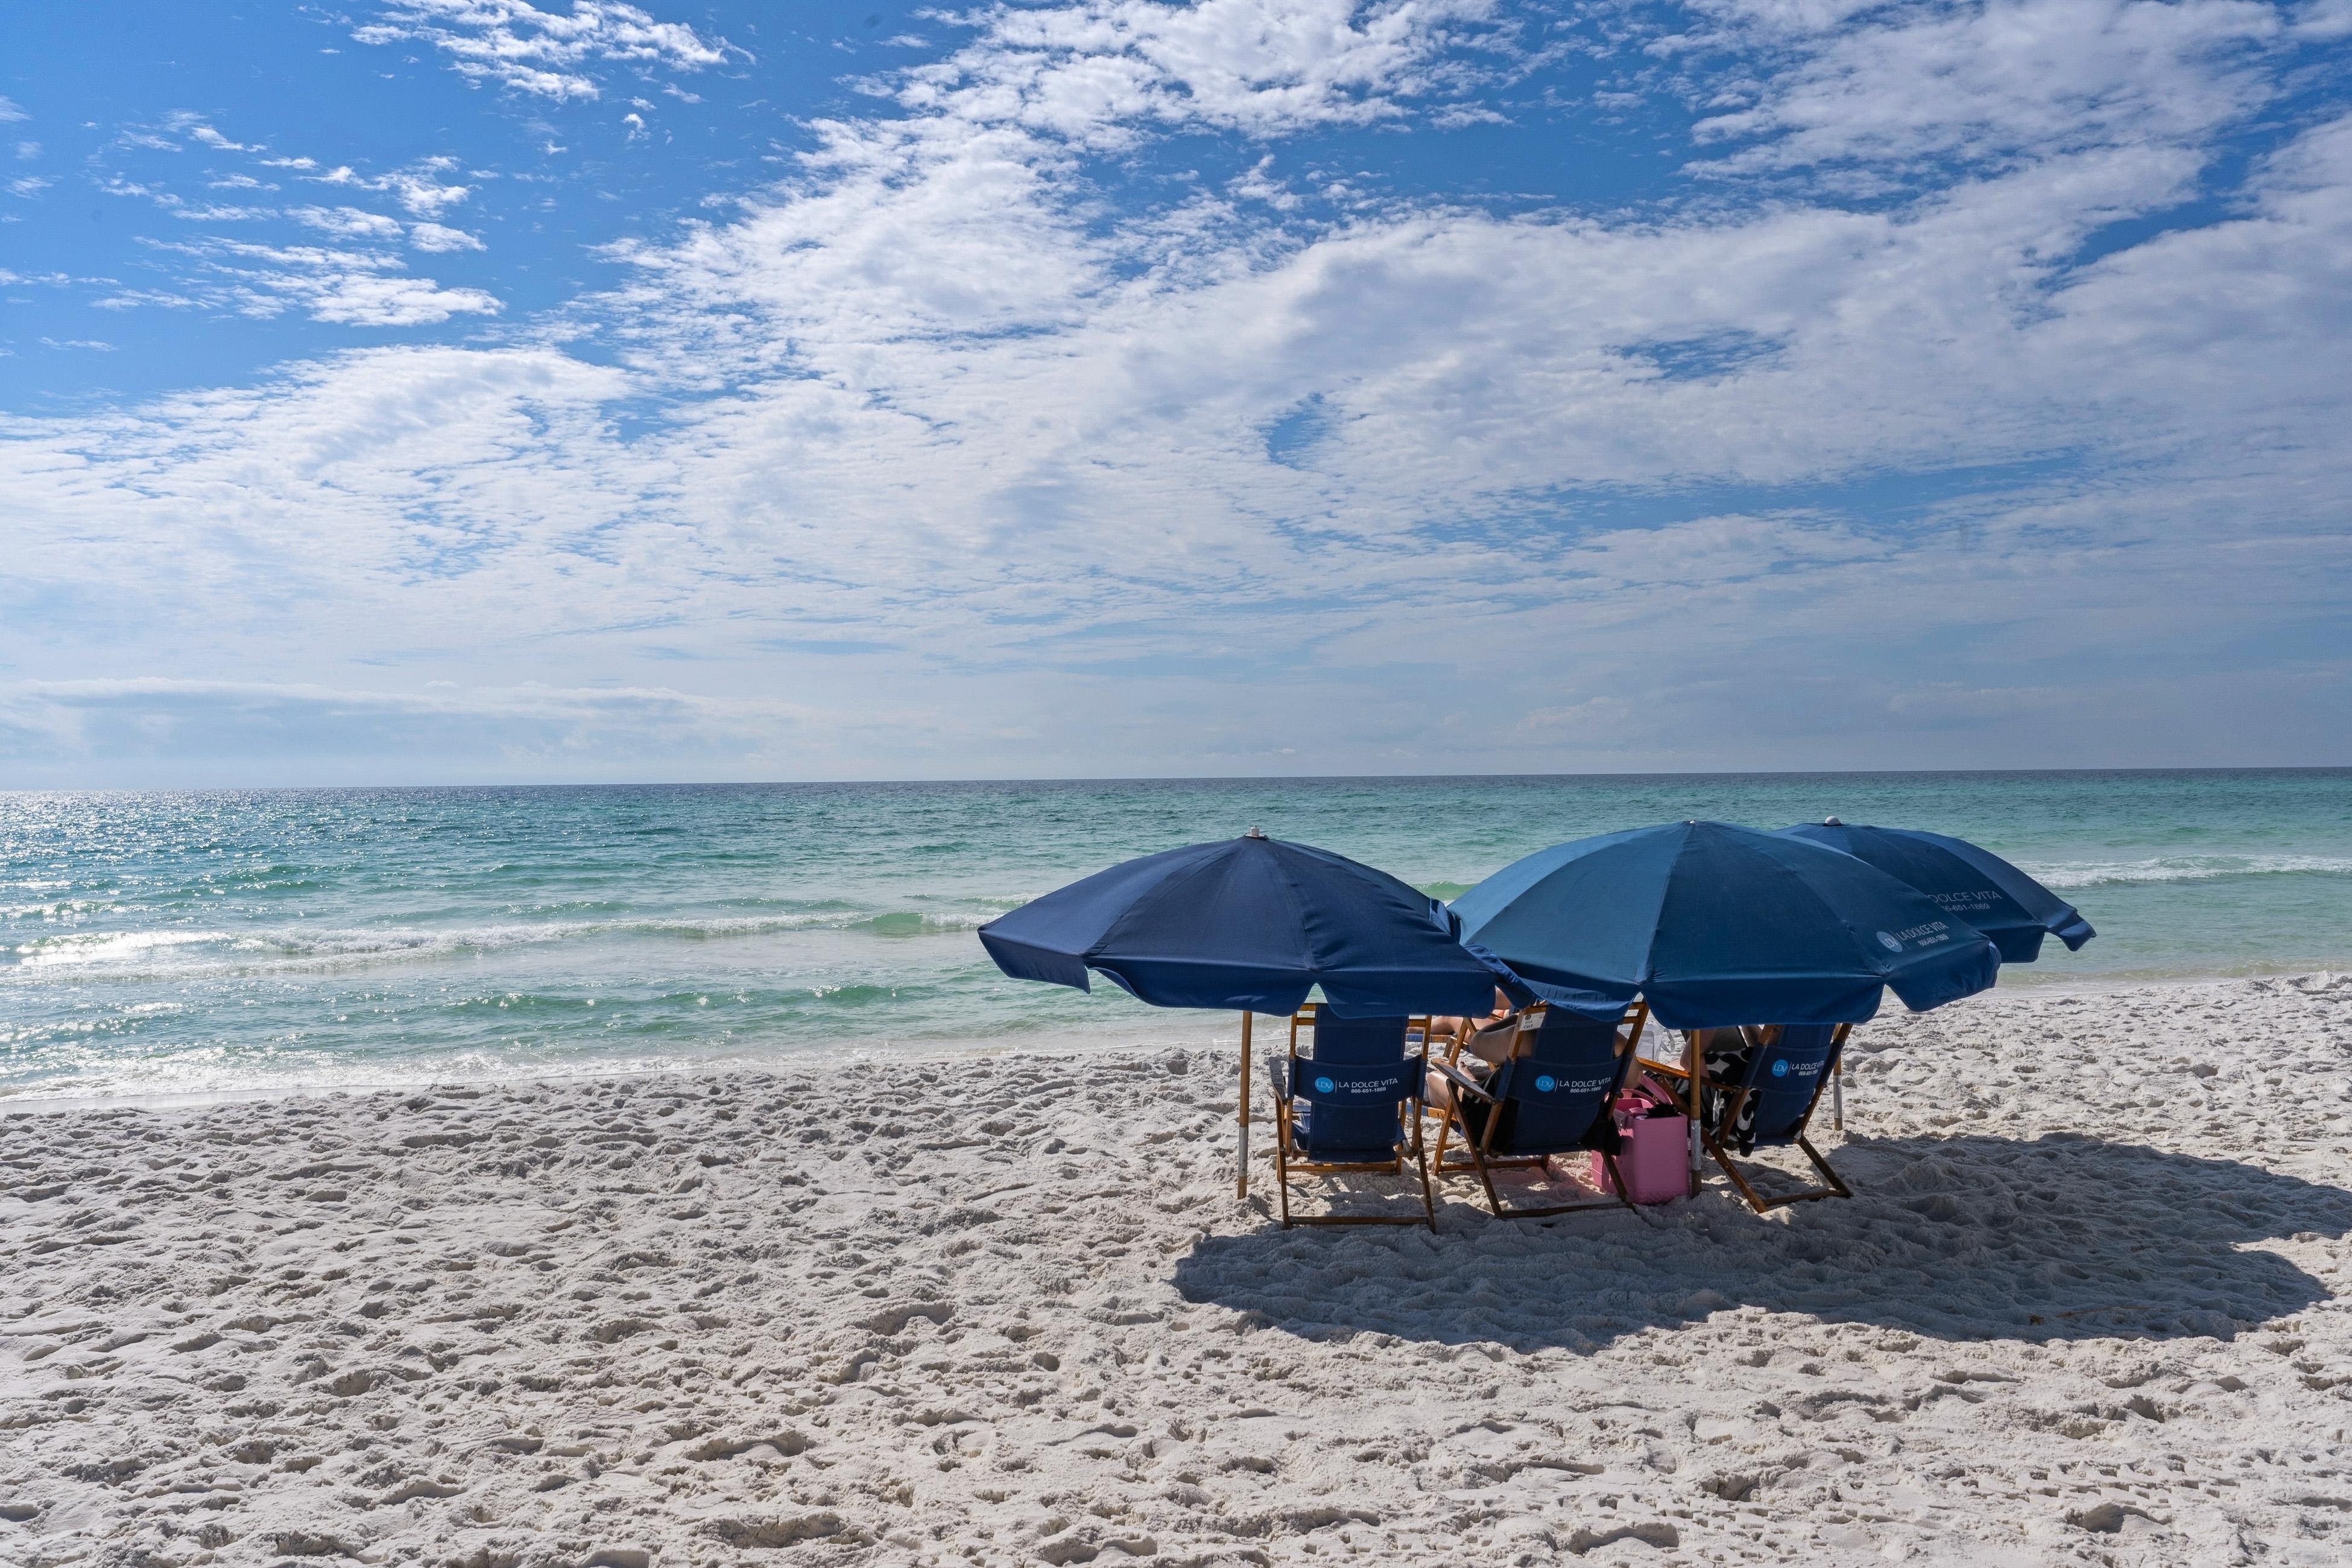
top-left (4, 973), bottom-right (2350, 1567)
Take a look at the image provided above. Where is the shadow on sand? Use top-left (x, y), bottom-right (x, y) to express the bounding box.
top-left (1174, 1133), bottom-right (2352, 1349)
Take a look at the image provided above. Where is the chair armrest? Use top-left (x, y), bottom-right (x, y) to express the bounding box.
top-left (1266, 1055), bottom-right (1293, 1104)
top-left (1434, 1059), bottom-right (1498, 1105)
top-left (1639, 1055), bottom-right (1745, 1096)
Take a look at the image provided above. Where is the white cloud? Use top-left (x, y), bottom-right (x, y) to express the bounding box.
top-left (239, 256), bottom-right (502, 326)
top-left (3, 346), bottom-right (636, 623)
top-left (0, 96), bottom-right (25, 123)
top-left (101, 174), bottom-right (271, 222)
top-left (90, 288), bottom-right (202, 311)
top-left (186, 123), bottom-right (256, 152)
top-left (1686, 0), bottom-right (2284, 174)
top-left (894, 0), bottom-right (1507, 145)
top-left (387, 165), bottom-right (473, 218)
top-left (315, 157), bottom-right (472, 217)
top-left (409, 220), bottom-right (486, 251)
top-left (164, 240), bottom-right (505, 324)
top-left (291, 204), bottom-right (407, 239)
top-left (352, 0), bottom-right (736, 101)
top-left (88, 127), bottom-right (487, 320)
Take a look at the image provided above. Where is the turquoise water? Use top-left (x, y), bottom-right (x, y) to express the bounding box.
top-left (2, 772), bottom-right (2347, 1101)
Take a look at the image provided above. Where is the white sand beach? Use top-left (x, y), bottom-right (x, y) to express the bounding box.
top-left (5, 973), bottom-right (2350, 1567)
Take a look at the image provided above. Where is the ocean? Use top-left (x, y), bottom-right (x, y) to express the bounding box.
top-left (3, 771), bottom-right (2347, 1102)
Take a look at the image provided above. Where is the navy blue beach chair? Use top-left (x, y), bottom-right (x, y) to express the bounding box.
top-left (1266, 1008), bottom-right (1435, 1230)
top-left (1428, 1002), bottom-right (1649, 1220)
top-left (1655, 1023), bottom-right (1853, 1211)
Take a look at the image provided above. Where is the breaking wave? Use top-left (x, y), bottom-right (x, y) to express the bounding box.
top-left (3, 908), bottom-right (1003, 977)
top-left (2025, 854), bottom-right (2352, 890)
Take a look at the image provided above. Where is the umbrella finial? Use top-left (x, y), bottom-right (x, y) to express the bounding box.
top-left (1244, 826), bottom-right (1266, 839)
top-left (1824, 815), bottom-right (1843, 826)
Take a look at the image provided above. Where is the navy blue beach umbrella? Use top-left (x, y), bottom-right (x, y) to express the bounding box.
top-left (980, 830), bottom-right (1518, 1197)
top-left (1449, 820), bottom-right (2002, 1031)
top-left (1778, 819), bottom-right (2095, 964)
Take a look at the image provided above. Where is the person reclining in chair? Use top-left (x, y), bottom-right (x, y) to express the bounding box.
top-left (1421, 999), bottom-right (1652, 1219)
top-left (1419, 988), bottom-right (1517, 1081)
top-left (1655, 1023), bottom-right (1854, 1212)
top-left (1427, 994), bottom-right (1636, 1114)
top-left (1684, 1026), bottom-right (1769, 1152)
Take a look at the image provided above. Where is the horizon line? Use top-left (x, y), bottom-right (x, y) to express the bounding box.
top-left (5, 763), bottom-right (2348, 796)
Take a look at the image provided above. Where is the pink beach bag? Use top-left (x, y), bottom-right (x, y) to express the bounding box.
top-left (1589, 1077), bottom-right (1688, 1204)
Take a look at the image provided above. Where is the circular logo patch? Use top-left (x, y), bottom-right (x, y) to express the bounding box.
top-left (1314, 1076), bottom-right (1335, 1094)
top-left (1534, 1074), bottom-right (1557, 1093)
top-left (1771, 1059), bottom-right (1790, 1078)
top-left (1877, 931), bottom-right (1903, 952)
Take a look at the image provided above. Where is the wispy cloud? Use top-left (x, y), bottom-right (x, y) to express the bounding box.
top-left (0, 677), bottom-right (872, 785)
top-left (78, 131), bottom-right (494, 326)
top-left (1683, 0), bottom-right (2285, 177)
top-left (891, 0), bottom-right (1513, 144)
top-left (314, 157), bottom-right (473, 217)
top-left (181, 119), bottom-right (257, 153)
top-left (215, 243), bottom-right (502, 324)
top-left (291, 204), bottom-right (408, 239)
top-left (110, 239), bottom-right (503, 325)
top-left (409, 220), bottom-right (486, 251)
top-left (352, 0), bottom-right (738, 101)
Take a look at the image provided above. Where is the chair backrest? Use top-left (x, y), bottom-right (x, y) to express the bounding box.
top-left (1481, 1008), bottom-right (1637, 1156)
top-left (1734, 1025), bottom-right (1846, 1143)
top-left (1291, 1058), bottom-right (1421, 1108)
top-left (1524, 1007), bottom-right (1626, 1061)
top-left (1293, 1013), bottom-right (1413, 1155)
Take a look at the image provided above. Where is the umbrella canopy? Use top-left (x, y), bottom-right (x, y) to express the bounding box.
top-left (1449, 820), bottom-right (2001, 1029)
top-left (979, 832), bottom-right (1513, 1019)
top-left (1777, 819), bottom-right (2096, 964)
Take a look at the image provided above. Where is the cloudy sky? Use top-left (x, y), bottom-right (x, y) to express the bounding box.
top-left (3, 0), bottom-right (2347, 786)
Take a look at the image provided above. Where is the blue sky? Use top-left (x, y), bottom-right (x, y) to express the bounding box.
top-left (4, 0), bottom-right (2348, 786)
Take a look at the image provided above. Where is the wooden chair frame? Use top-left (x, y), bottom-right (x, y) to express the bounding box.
top-left (1426, 1001), bottom-right (1651, 1221)
top-left (1642, 1023), bottom-right (1853, 1212)
top-left (1268, 1008), bottom-right (1437, 1231)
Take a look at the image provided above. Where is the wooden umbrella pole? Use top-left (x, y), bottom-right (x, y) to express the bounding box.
top-left (1833, 1055), bottom-right (1845, 1132)
top-left (1235, 1011), bottom-right (1254, 1199)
